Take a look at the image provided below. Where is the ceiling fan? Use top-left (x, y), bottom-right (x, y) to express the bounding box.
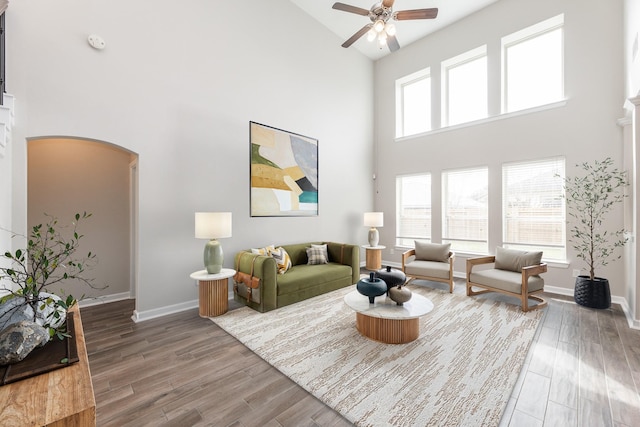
top-left (332, 0), bottom-right (438, 52)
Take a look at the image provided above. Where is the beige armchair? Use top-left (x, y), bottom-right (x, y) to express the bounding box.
top-left (466, 247), bottom-right (547, 312)
top-left (402, 242), bottom-right (455, 293)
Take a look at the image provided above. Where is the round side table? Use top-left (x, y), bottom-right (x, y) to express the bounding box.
top-left (190, 268), bottom-right (236, 318)
top-left (361, 245), bottom-right (386, 270)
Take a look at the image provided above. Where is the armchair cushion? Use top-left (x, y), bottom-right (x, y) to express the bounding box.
top-left (494, 247), bottom-right (543, 273)
top-left (469, 268), bottom-right (545, 294)
top-left (414, 241), bottom-right (451, 263)
top-left (404, 260), bottom-right (451, 280)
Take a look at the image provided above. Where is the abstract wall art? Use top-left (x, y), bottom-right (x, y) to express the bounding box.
top-left (250, 122), bottom-right (318, 217)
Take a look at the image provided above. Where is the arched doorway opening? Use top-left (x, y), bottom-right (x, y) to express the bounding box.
top-left (27, 136), bottom-right (138, 304)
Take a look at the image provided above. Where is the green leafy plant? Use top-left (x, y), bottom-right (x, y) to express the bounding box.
top-left (0, 212), bottom-right (101, 339)
top-left (560, 158), bottom-right (629, 281)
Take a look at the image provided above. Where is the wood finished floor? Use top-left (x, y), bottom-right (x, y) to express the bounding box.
top-left (81, 279), bottom-right (640, 427)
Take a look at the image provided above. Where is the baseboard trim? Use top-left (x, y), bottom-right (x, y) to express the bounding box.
top-left (131, 299), bottom-right (199, 323)
top-left (77, 292), bottom-right (132, 308)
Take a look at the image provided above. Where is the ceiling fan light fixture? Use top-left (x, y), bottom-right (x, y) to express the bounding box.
top-left (367, 28), bottom-right (377, 42)
top-left (384, 22), bottom-right (396, 36)
top-left (373, 19), bottom-right (385, 33)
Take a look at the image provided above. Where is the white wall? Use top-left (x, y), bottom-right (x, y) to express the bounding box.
top-left (7, 0), bottom-right (374, 318)
top-left (374, 0), bottom-right (627, 296)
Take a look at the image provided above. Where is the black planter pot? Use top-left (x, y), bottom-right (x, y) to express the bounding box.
top-left (574, 276), bottom-right (611, 309)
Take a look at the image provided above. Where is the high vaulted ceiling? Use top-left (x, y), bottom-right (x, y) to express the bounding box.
top-left (290, 0), bottom-right (500, 60)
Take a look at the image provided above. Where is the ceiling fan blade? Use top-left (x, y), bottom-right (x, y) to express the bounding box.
top-left (394, 8), bottom-right (439, 20)
top-left (387, 34), bottom-right (400, 52)
top-left (342, 24), bottom-right (373, 48)
top-left (382, 0), bottom-right (395, 8)
top-left (332, 2), bottom-right (370, 16)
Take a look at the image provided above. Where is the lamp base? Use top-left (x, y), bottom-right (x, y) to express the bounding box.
top-left (203, 239), bottom-right (224, 274)
top-left (368, 228), bottom-right (379, 247)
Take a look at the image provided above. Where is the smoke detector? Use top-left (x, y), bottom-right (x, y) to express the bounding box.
top-left (87, 34), bottom-right (106, 50)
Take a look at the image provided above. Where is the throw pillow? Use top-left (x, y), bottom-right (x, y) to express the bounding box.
top-left (251, 245), bottom-right (274, 256)
top-left (270, 246), bottom-right (292, 274)
top-left (306, 246), bottom-right (328, 265)
top-left (414, 241), bottom-right (451, 262)
top-left (311, 244), bottom-right (329, 262)
top-left (494, 247), bottom-right (543, 272)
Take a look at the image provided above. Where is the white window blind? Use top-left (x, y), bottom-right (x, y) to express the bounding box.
top-left (396, 174), bottom-right (431, 246)
top-left (502, 157), bottom-right (566, 260)
top-left (442, 167), bottom-right (488, 253)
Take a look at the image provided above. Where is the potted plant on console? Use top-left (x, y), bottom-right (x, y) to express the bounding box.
top-left (0, 212), bottom-right (101, 369)
top-left (561, 158), bottom-right (629, 309)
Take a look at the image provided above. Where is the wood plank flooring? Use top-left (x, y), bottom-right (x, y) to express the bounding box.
top-left (81, 279), bottom-right (640, 426)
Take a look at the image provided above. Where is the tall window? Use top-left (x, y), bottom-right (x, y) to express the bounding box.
top-left (396, 68), bottom-right (431, 138)
top-left (396, 174), bottom-right (431, 246)
top-left (442, 46), bottom-right (488, 127)
top-left (503, 158), bottom-right (566, 260)
top-left (442, 167), bottom-right (488, 253)
top-left (502, 14), bottom-right (564, 113)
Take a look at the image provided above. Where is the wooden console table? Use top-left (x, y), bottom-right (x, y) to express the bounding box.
top-left (0, 305), bottom-right (96, 426)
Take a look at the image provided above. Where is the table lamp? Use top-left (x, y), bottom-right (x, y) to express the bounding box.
top-left (364, 212), bottom-right (383, 247)
top-left (195, 212), bottom-right (232, 274)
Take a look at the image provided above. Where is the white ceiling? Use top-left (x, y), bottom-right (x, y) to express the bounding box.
top-left (289, 0), bottom-right (500, 60)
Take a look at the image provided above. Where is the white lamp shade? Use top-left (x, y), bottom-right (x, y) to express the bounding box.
top-left (195, 212), bottom-right (232, 239)
top-left (363, 212), bottom-right (384, 228)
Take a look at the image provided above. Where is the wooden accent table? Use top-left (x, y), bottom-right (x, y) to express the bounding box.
top-left (0, 305), bottom-right (96, 426)
top-left (344, 290), bottom-right (434, 344)
top-left (190, 268), bottom-right (235, 317)
top-left (362, 245), bottom-right (385, 270)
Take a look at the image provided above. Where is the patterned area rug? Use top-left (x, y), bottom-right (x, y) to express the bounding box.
top-left (211, 284), bottom-right (543, 426)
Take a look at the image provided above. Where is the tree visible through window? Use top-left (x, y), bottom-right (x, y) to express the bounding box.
top-left (502, 158), bottom-right (566, 260)
top-left (442, 167), bottom-right (488, 253)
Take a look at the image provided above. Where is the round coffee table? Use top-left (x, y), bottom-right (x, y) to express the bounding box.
top-left (344, 290), bottom-right (434, 344)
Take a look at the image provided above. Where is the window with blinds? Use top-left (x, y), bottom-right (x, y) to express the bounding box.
top-left (442, 167), bottom-right (488, 253)
top-left (502, 157), bottom-right (566, 260)
top-left (396, 174), bottom-right (431, 246)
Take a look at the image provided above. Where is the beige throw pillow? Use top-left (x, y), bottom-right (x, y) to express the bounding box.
top-left (414, 241), bottom-right (451, 263)
top-left (494, 247), bottom-right (543, 272)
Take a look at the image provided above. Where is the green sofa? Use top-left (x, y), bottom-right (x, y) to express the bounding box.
top-left (233, 242), bottom-right (360, 313)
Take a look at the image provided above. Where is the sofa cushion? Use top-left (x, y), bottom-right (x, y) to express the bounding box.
top-left (270, 246), bottom-right (292, 274)
top-left (494, 247), bottom-right (543, 273)
top-left (414, 241), bottom-right (451, 262)
top-left (276, 263), bottom-right (351, 295)
top-left (306, 246), bottom-right (328, 265)
top-left (405, 260), bottom-right (450, 280)
top-left (469, 269), bottom-right (545, 293)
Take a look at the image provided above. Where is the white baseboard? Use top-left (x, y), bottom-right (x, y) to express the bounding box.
top-left (77, 292), bottom-right (132, 308)
top-left (131, 299), bottom-right (198, 323)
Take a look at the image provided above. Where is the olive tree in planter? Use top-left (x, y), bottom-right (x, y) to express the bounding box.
top-left (561, 158), bottom-right (629, 309)
top-left (0, 213), bottom-right (101, 361)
